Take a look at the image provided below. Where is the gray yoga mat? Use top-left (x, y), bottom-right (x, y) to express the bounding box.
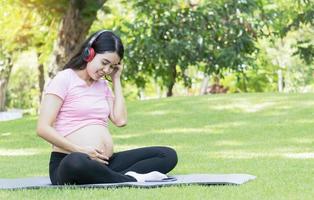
top-left (0, 174), bottom-right (256, 190)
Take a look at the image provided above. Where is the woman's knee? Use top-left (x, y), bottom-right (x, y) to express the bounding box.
top-left (58, 152), bottom-right (89, 174)
top-left (158, 146), bottom-right (178, 169)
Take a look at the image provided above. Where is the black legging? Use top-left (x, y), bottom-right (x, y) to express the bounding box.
top-left (49, 146), bottom-right (178, 185)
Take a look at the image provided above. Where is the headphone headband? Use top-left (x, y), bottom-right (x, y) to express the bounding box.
top-left (87, 29), bottom-right (111, 48)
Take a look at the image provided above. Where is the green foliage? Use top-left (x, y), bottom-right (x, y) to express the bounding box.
top-left (2, 0), bottom-right (314, 110)
top-left (293, 28), bottom-right (314, 65)
top-left (87, 0), bottom-right (314, 95)
top-left (119, 0), bottom-right (270, 93)
top-left (17, 0), bottom-right (67, 14)
top-left (0, 0), bottom-right (62, 111)
top-left (6, 66), bottom-right (39, 110)
top-left (0, 0), bottom-right (60, 67)
top-left (0, 0), bottom-right (37, 52)
top-left (272, 0), bottom-right (314, 64)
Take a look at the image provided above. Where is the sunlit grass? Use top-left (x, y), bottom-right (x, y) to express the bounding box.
top-left (0, 92), bottom-right (313, 199)
top-left (0, 148), bottom-right (42, 156)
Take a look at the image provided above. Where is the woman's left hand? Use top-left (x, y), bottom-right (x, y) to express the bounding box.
top-left (110, 62), bottom-right (123, 80)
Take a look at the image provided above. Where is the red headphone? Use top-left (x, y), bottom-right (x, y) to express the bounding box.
top-left (82, 30), bottom-right (111, 62)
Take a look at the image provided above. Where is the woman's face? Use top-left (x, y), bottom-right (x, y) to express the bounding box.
top-left (86, 52), bottom-right (121, 80)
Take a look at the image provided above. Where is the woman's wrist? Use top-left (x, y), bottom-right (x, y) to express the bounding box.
top-left (112, 76), bottom-right (121, 82)
top-left (73, 144), bottom-right (84, 153)
top-left (112, 77), bottom-right (122, 87)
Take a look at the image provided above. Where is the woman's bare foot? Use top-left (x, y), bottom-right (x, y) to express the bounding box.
top-left (125, 171), bottom-right (168, 182)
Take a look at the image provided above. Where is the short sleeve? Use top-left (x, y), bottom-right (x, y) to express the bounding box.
top-left (43, 70), bottom-right (70, 100)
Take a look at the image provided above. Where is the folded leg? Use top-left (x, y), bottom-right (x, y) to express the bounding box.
top-left (108, 146), bottom-right (178, 174)
top-left (56, 152), bottom-right (137, 185)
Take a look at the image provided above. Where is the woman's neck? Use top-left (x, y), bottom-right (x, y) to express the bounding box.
top-left (75, 69), bottom-right (94, 85)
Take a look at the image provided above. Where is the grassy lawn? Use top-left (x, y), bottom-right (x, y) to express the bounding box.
top-left (0, 93), bottom-right (313, 199)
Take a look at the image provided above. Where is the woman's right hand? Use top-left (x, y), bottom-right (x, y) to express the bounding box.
top-left (79, 146), bottom-right (109, 165)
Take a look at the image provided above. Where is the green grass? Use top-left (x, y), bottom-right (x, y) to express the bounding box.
top-left (0, 93), bottom-right (313, 199)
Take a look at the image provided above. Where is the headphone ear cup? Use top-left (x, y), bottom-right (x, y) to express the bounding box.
top-left (83, 47), bottom-right (95, 62)
top-left (82, 47), bottom-right (89, 61)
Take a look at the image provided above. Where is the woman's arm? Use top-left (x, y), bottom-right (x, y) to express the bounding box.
top-left (36, 94), bottom-right (83, 152)
top-left (108, 77), bottom-right (127, 127)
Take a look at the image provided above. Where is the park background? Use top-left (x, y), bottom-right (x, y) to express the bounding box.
top-left (1, 0), bottom-right (314, 113)
top-left (0, 0), bottom-right (313, 199)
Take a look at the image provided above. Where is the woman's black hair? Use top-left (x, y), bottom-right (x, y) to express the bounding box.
top-left (63, 31), bottom-right (124, 75)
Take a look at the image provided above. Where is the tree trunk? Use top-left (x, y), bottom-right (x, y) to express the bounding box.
top-left (0, 80), bottom-right (7, 112)
top-left (154, 79), bottom-right (161, 98)
top-left (277, 69), bottom-right (283, 92)
top-left (48, 0), bottom-right (106, 78)
top-left (138, 88), bottom-right (145, 100)
top-left (241, 72), bottom-right (248, 92)
top-left (277, 38), bottom-right (285, 93)
top-left (166, 66), bottom-right (177, 97)
top-left (140, 89), bottom-right (145, 100)
top-left (199, 74), bottom-right (209, 95)
top-left (166, 83), bottom-right (174, 97)
top-left (0, 57), bottom-right (13, 111)
top-left (38, 63), bottom-right (45, 102)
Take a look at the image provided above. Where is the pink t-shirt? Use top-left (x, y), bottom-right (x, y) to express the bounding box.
top-left (43, 68), bottom-right (114, 137)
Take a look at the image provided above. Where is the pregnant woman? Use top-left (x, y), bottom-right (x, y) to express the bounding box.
top-left (36, 30), bottom-right (178, 185)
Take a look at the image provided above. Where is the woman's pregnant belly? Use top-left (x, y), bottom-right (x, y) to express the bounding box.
top-left (52, 124), bottom-right (114, 158)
